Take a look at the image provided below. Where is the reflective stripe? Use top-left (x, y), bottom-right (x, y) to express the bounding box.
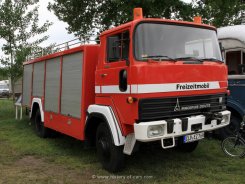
top-left (131, 85), bottom-right (138, 93)
top-left (95, 86), bottom-right (100, 93)
top-left (101, 85), bottom-right (130, 94)
top-left (96, 81), bottom-right (223, 94)
top-left (136, 81), bottom-right (220, 94)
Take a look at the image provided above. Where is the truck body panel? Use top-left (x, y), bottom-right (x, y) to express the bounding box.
top-left (23, 45), bottom-right (99, 140)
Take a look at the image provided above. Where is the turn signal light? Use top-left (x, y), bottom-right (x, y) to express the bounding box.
top-left (127, 97), bottom-right (137, 104)
top-left (134, 8), bottom-right (143, 20)
top-left (194, 16), bottom-right (202, 24)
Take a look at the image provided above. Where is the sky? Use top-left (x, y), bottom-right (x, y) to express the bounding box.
top-left (0, 0), bottom-right (76, 59)
top-left (36, 0), bottom-right (76, 46)
top-left (0, 0), bottom-right (192, 59)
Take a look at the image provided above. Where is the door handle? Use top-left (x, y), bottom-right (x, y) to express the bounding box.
top-left (101, 73), bottom-right (108, 77)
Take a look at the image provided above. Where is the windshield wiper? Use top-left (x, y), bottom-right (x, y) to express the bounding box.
top-left (142, 55), bottom-right (177, 62)
top-left (174, 57), bottom-right (204, 62)
top-left (200, 58), bottom-right (223, 63)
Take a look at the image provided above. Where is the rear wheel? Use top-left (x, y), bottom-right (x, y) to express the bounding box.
top-left (177, 141), bottom-right (199, 152)
top-left (221, 136), bottom-right (245, 157)
top-left (96, 123), bottom-right (125, 172)
top-left (35, 109), bottom-right (50, 138)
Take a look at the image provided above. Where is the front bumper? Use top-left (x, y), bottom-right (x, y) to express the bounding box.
top-left (134, 110), bottom-right (230, 142)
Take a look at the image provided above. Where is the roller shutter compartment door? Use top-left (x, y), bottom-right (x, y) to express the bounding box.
top-left (45, 57), bottom-right (60, 113)
top-left (22, 64), bottom-right (33, 106)
top-left (33, 62), bottom-right (45, 97)
top-left (61, 52), bottom-right (83, 118)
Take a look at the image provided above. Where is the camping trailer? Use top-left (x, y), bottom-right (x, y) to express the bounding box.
top-left (218, 25), bottom-right (245, 138)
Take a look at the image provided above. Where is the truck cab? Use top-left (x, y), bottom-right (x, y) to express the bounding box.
top-left (95, 10), bottom-right (229, 134)
top-left (90, 9), bottom-right (230, 168)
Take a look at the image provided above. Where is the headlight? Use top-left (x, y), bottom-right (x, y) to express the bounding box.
top-left (221, 114), bottom-right (230, 124)
top-left (147, 125), bottom-right (164, 138)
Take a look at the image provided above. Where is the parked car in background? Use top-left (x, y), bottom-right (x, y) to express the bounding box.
top-left (0, 80), bottom-right (10, 98)
top-left (218, 24), bottom-right (245, 138)
top-left (9, 77), bottom-right (22, 98)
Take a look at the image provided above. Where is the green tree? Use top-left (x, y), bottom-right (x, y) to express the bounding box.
top-left (0, 0), bottom-right (52, 100)
top-left (193, 0), bottom-right (245, 27)
top-left (49, 0), bottom-right (245, 38)
top-left (0, 67), bottom-right (8, 80)
top-left (48, 0), bottom-right (194, 38)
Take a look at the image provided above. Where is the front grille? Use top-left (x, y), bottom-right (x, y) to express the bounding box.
top-left (138, 93), bottom-right (226, 122)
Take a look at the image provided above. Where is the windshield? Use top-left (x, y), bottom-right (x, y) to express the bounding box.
top-left (134, 23), bottom-right (222, 61)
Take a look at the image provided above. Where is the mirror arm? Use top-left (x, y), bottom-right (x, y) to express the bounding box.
top-left (125, 58), bottom-right (130, 66)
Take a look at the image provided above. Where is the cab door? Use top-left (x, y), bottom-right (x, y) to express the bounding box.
top-left (98, 30), bottom-right (130, 95)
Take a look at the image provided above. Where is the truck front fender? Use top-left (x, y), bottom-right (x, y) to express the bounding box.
top-left (86, 105), bottom-right (125, 146)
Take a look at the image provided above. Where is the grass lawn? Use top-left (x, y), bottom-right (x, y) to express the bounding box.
top-left (0, 99), bottom-right (244, 184)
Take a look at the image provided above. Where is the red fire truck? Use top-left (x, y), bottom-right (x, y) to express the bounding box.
top-left (22, 8), bottom-right (231, 172)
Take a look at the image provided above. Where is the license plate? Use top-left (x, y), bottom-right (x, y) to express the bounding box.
top-left (184, 132), bottom-right (205, 143)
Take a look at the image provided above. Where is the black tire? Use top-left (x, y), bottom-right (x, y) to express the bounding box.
top-left (218, 114), bottom-right (241, 140)
top-left (35, 109), bottom-right (50, 138)
top-left (177, 141), bottom-right (199, 152)
top-left (96, 123), bottom-right (125, 172)
top-left (221, 136), bottom-right (245, 157)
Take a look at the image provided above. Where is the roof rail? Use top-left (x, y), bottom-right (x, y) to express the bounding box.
top-left (27, 36), bottom-right (100, 61)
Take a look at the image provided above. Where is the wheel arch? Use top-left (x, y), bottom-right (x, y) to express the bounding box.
top-left (85, 105), bottom-right (125, 146)
top-left (30, 98), bottom-right (44, 122)
top-left (85, 112), bottom-right (111, 145)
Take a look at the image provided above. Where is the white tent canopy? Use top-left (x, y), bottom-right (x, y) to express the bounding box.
top-left (218, 25), bottom-right (245, 43)
top-left (218, 25), bottom-right (245, 50)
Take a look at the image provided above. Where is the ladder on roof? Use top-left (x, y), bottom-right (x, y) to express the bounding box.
top-left (27, 36), bottom-right (100, 61)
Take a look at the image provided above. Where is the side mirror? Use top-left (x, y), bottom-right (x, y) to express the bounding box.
top-left (219, 42), bottom-right (225, 61)
top-left (124, 58), bottom-right (130, 66)
top-left (219, 42), bottom-right (225, 54)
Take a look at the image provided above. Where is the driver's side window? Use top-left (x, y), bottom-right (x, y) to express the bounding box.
top-left (107, 31), bottom-right (129, 62)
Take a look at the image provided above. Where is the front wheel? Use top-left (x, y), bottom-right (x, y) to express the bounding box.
top-left (221, 136), bottom-right (245, 158)
top-left (96, 123), bottom-right (125, 172)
